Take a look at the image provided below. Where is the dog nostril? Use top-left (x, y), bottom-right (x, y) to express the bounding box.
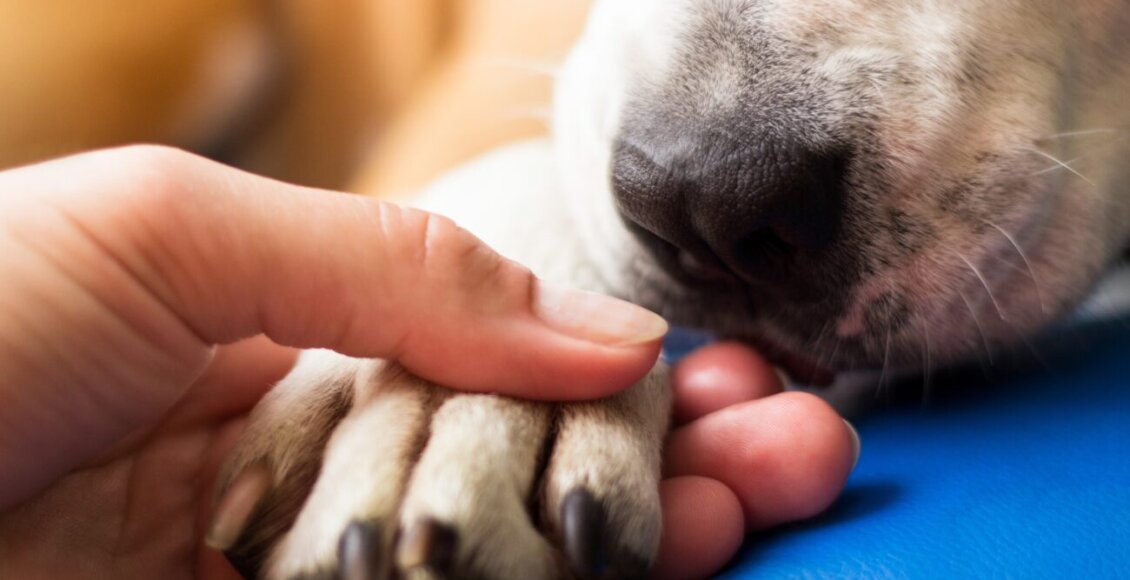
top-left (610, 140), bottom-right (680, 236)
top-left (677, 249), bottom-right (732, 281)
top-left (612, 126), bottom-right (849, 280)
top-left (734, 229), bottom-right (797, 273)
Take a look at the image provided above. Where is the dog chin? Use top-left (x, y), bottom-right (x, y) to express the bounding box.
top-left (622, 271), bottom-right (851, 382)
top-left (656, 286), bottom-right (969, 382)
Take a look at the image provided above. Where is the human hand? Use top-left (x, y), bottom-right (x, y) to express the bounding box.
top-left (0, 336), bottom-right (298, 578)
top-left (655, 342), bottom-right (859, 579)
top-left (0, 147), bottom-right (855, 579)
top-left (0, 145), bottom-right (663, 577)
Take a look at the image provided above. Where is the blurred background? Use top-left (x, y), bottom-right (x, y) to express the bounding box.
top-left (0, 0), bottom-right (591, 198)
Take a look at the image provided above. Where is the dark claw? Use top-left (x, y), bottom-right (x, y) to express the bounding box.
top-left (224, 548), bottom-right (263, 580)
top-left (338, 520), bottom-right (385, 580)
top-left (561, 488), bottom-right (607, 579)
top-left (396, 518), bottom-right (458, 578)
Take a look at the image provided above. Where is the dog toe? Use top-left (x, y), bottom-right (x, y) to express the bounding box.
top-left (265, 364), bottom-right (437, 578)
top-left (219, 354), bottom-right (671, 580)
top-left (544, 366), bottom-right (671, 579)
top-left (212, 350), bottom-right (361, 576)
top-left (394, 394), bottom-right (559, 579)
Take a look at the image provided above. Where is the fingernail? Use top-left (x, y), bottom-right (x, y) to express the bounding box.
top-left (533, 281), bottom-right (668, 346)
top-left (206, 463), bottom-right (272, 550)
top-left (844, 419), bottom-right (862, 472)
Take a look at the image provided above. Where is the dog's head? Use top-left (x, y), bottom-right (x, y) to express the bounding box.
top-left (553, 0), bottom-right (1130, 372)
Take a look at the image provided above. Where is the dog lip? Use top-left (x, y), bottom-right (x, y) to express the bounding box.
top-left (774, 348), bottom-right (838, 387)
top-left (676, 249), bottom-right (734, 281)
top-left (739, 334), bottom-right (838, 387)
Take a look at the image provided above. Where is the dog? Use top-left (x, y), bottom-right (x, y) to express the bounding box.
top-left (211, 1), bottom-right (1130, 578)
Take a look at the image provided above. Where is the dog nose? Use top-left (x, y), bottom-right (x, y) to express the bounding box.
top-left (611, 130), bottom-right (848, 281)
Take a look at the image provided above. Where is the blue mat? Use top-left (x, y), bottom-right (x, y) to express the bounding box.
top-left (687, 317), bottom-right (1130, 579)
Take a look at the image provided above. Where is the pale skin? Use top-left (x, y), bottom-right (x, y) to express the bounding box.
top-left (0, 146), bottom-right (857, 579)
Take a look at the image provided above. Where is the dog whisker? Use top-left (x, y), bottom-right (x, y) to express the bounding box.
top-left (920, 326), bottom-right (933, 409)
top-left (1035, 127), bottom-right (1120, 144)
top-left (958, 289), bottom-right (994, 366)
top-left (875, 323), bottom-right (893, 401)
top-left (954, 251), bottom-right (1008, 322)
top-left (808, 319), bottom-right (837, 383)
top-left (1026, 148), bottom-right (1096, 185)
top-left (985, 220), bottom-right (1047, 314)
top-left (827, 335), bottom-right (843, 372)
top-left (1030, 130), bottom-right (1128, 181)
top-left (1031, 155), bottom-right (1087, 176)
top-left (872, 273), bottom-right (903, 401)
top-left (1030, 135), bottom-right (1128, 177)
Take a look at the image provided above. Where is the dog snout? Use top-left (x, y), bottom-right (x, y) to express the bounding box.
top-left (611, 126), bottom-right (848, 282)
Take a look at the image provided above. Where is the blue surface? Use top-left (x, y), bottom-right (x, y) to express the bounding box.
top-left (667, 321), bottom-right (1130, 579)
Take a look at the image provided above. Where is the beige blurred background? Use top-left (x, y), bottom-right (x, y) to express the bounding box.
top-left (0, 0), bottom-right (592, 198)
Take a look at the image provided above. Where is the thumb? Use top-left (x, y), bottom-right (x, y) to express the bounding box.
top-left (0, 147), bottom-right (664, 507)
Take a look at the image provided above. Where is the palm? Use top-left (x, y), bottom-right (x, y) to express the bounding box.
top-left (0, 339), bottom-right (295, 579)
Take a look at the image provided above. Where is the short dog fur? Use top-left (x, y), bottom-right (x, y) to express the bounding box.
top-left (215, 1), bottom-right (1130, 578)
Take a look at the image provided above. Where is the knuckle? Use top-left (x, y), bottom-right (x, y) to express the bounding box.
top-left (406, 205), bottom-right (514, 285)
top-left (385, 204), bottom-right (533, 318)
top-left (103, 145), bottom-right (202, 215)
top-left (419, 209), bottom-right (481, 268)
top-left (112, 144), bottom-right (196, 180)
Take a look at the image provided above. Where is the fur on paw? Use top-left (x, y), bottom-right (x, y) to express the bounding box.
top-left (209, 350), bottom-right (671, 580)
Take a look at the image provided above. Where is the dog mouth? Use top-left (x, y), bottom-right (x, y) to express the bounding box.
top-left (630, 231), bottom-right (847, 385)
top-left (620, 222), bottom-right (838, 376)
top-left (738, 333), bottom-right (840, 386)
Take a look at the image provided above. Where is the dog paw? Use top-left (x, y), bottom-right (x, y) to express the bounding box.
top-left (210, 350), bottom-right (671, 580)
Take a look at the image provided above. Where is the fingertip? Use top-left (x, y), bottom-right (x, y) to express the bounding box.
top-left (665, 392), bottom-right (857, 530)
top-left (500, 317), bottom-right (666, 400)
top-left (651, 476), bottom-right (745, 580)
top-left (569, 335), bottom-right (666, 397)
top-left (532, 281), bottom-right (669, 347)
top-left (672, 342), bottom-right (782, 425)
top-left (755, 392), bottom-right (858, 525)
